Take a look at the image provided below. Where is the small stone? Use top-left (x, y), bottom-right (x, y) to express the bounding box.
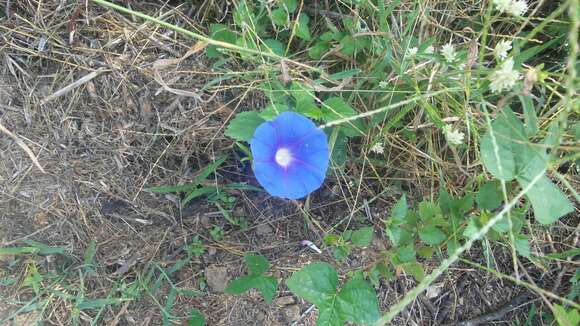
top-left (207, 247), bottom-right (217, 256)
top-left (256, 312), bottom-right (266, 321)
top-left (282, 305), bottom-right (301, 322)
top-left (273, 295), bottom-right (295, 306)
top-left (205, 265), bottom-right (229, 293)
top-left (256, 224), bottom-right (273, 235)
top-left (200, 215), bottom-right (211, 227)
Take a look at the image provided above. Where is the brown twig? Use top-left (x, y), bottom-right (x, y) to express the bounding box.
top-left (0, 122), bottom-right (46, 174)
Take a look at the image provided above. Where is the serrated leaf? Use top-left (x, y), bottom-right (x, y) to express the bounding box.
top-left (396, 242), bottom-right (416, 263)
top-left (386, 225), bottom-right (412, 247)
top-left (390, 195), bottom-right (408, 224)
top-left (418, 201), bottom-right (441, 221)
top-left (271, 8), bottom-right (287, 27)
top-left (336, 275), bottom-right (380, 325)
top-left (401, 262), bottom-right (424, 281)
top-left (309, 41), bottom-right (330, 60)
top-left (476, 181), bottom-right (502, 210)
top-left (263, 39), bottom-right (285, 56)
top-left (295, 13), bottom-right (311, 41)
top-left (286, 262), bottom-right (338, 306)
top-left (225, 111), bottom-right (265, 142)
top-left (418, 226), bottom-right (446, 245)
top-left (245, 254), bottom-right (270, 276)
top-left (351, 227), bottom-right (373, 247)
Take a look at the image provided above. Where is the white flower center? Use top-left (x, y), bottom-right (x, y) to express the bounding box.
top-left (275, 148), bottom-right (292, 167)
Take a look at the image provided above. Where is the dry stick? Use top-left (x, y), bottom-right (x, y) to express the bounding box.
top-left (40, 68), bottom-right (106, 105)
top-left (0, 122), bottom-right (46, 173)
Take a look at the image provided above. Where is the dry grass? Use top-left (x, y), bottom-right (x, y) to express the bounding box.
top-left (0, 1), bottom-right (578, 325)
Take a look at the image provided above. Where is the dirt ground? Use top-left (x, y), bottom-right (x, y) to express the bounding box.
top-left (0, 1), bottom-right (577, 326)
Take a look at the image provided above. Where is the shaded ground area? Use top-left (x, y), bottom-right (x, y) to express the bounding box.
top-left (0, 1), bottom-right (577, 325)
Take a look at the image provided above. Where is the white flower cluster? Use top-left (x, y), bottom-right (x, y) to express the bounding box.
top-left (442, 125), bottom-right (465, 146)
top-left (493, 40), bottom-right (512, 60)
top-left (370, 142), bottom-right (385, 154)
top-left (441, 43), bottom-right (457, 63)
top-left (489, 58), bottom-right (521, 93)
top-left (492, 0), bottom-right (528, 17)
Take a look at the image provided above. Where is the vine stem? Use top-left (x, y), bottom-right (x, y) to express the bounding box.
top-left (373, 167), bottom-right (547, 325)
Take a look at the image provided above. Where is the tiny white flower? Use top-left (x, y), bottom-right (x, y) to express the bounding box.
top-left (442, 125), bottom-right (465, 146)
top-left (507, 0), bottom-right (528, 17)
top-left (378, 81), bottom-right (388, 88)
top-left (492, 0), bottom-right (512, 13)
top-left (407, 47), bottom-right (418, 57)
top-left (494, 40), bottom-right (512, 60)
top-left (489, 58), bottom-right (522, 93)
top-left (425, 45), bottom-right (435, 54)
top-left (370, 142), bottom-right (385, 154)
top-left (493, 0), bottom-right (528, 17)
top-left (441, 43), bottom-right (457, 63)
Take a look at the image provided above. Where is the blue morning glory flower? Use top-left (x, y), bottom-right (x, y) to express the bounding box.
top-left (250, 112), bottom-right (329, 199)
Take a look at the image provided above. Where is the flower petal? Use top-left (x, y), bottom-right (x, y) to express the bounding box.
top-left (250, 111), bottom-right (330, 199)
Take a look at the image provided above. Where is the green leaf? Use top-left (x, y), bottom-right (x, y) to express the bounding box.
top-left (339, 35), bottom-right (355, 56)
top-left (418, 226), bottom-right (446, 245)
top-left (225, 276), bottom-right (277, 303)
top-left (390, 195), bottom-right (408, 225)
top-left (286, 262), bottom-right (338, 306)
top-left (351, 227), bottom-right (373, 247)
top-left (519, 95), bottom-right (539, 137)
top-left (401, 262), bottom-right (424, 281)
top-left (386, 226), bottom-right (412, 248)
top-left (552, 304), bottom-right (580, 326)
top-left (309, 41), bottom-right (330, 60)
top-left (518, 174), bottom-right (573, 224)
top-left (317, 303), bottom-right (343, 326)
top-left (418, 201), bottom-right (441, 221)
top-left (271, 8), bottom-right (287, 27)
top-left (515, 235), bottom-right (531, 258)
top-left (83, 239), bottom-right (97, 275)
top-left (263, 39), bottom-right (285, 56)
top-left (480, 109), bottom-right (520, 181)
top-left (282, 0), bottom-right (297, 12)
top-left (23, 240), bottom-right (66, 255)
top-left (395, 243), bottom-right (416, 263)
top-left (149, 157), bottom-right (227, 194)
top-left (336, 274), bottom-right (380, 325)
top-left (245, 254), bottom-right (270, 276)
top-left (322, 97), bottom-right (363, 137)
top-left (77, 298), bottom-right (126, 310)
top-left (225, 111), bottom-right (265, 142)
top-left (188, 309), bottom-right (206, 326)
top-left (295, 13), bottom-right (311, 41)
top-left (207, 24), bottom-right (237, 58)
top-left (476, 181), bottom-right (502, 210)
